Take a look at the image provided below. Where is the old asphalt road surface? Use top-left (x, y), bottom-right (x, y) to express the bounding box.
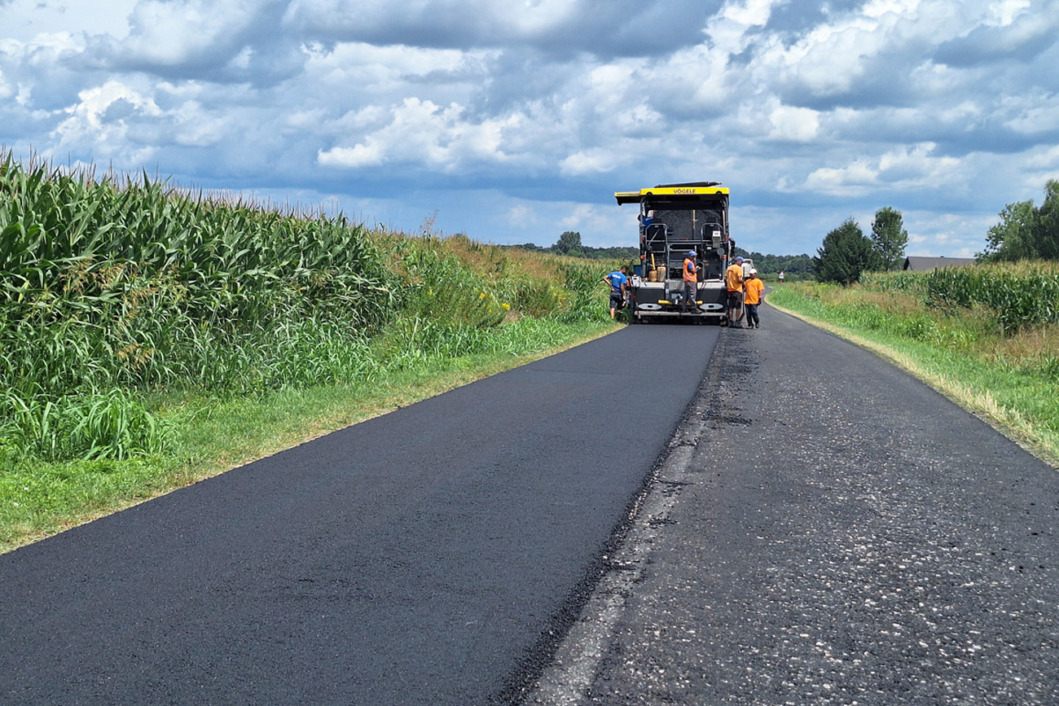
top-left (528, 306), bottom-right (1059, 705)
top-left (0, 324), bottom-right (719, 705)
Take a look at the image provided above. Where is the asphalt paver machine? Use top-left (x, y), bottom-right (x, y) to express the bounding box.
top-left (615, 182), bottom-right (735, 323)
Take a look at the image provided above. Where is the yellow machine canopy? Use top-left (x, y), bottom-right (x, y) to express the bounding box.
top-left (614, 182), bottom-right (729, 206)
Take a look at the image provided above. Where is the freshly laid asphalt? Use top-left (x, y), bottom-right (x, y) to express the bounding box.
top-left (528, 305), bottom-right (1059, 704)
top-left (4, 305), bottom-right (1059, 705)
top-left (0, 324), bottom-right (718, 705)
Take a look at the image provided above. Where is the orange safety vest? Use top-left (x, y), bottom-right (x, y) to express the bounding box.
top-left (683, 257), bottom-right (696, 283)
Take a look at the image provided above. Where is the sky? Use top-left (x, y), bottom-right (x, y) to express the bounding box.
top-left (1, 0), bottom-right (1057, 258)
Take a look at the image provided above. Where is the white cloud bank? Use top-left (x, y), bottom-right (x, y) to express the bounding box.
top-left (1, 0), bottom-right (1058, 257)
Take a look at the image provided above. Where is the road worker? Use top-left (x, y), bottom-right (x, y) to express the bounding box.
top-left (603, 265), bottom-right (629, 319)
top-left (725, 256), bottom-right (745, 327)
top-left (682, 249), bottom-right (697, 314)
top-left (743, 268), bottom-right (764, 328)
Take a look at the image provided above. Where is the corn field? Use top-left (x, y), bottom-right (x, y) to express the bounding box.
top-left (0, 152), bottom-right (612, 462)
top-left (0, 153), bottom-right (397, 459)
top-left (863, 262), bottom-right (1059, 333)
top-left (924, 263), bottom-right (1059, 333)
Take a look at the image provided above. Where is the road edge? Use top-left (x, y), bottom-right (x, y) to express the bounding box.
top-left (517, 330), bottom-right (731, 704)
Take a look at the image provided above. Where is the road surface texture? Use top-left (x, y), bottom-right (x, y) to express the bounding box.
top-left (0, 324), bottom-right (719, 705)
top-left (527, 305), bottom-right (1059, 704)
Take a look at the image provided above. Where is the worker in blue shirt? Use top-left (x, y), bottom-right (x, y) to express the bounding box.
top-left (603, 265), bottom-right (629, 319)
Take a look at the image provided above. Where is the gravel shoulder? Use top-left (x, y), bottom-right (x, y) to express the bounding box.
top-left (528, 304), bottom-right (1059, 705)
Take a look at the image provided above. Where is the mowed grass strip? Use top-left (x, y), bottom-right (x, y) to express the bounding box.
top-left (1, 152), bottom-right (633, 553)
top-left (0, 320), bottom-right (621, 554)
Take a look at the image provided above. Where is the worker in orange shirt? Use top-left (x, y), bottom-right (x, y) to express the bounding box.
top-left (743, 268), bottom-right (765, 328)
top-left (724, 256), bottom-right (745, 327)
top-left (681, 249), bottom-right (697, 314)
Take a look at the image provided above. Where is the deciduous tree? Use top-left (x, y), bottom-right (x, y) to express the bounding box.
top-left (981, 199), bottom-right (1037, 261)
top-left (814, 218), bottom-right (879, 285)
top-left (870, 207), bottom-right (909, 271)
top-left (981, 180), bottom-right (1059, 262)
top-left (553, 231), bottom-right (584, 256)
top-left (1035, 180), bottom-right (1059, 260)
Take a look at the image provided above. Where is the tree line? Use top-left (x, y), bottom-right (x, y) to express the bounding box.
top-left (814, 206), bottom-right (909, 285)
top-left (508, 231), bottom-right (639, 261)
top-left (814, 180), bottom-right (1059, 285)
top-left (510, 180), bottom-right (1059, 285)
top-left (510, 231), bottom-right (814, 275)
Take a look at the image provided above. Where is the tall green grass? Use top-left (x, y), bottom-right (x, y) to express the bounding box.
top-left (0, 152), bottom-right (622, 550)
top-left (0, 152), bottom-right (614, 464)
top-left (0, 152), bottom-right (400, 460)
top-left (0, 388), bottom-right (164, 461)
top-left (861, 261), bottom-right (1059, 333)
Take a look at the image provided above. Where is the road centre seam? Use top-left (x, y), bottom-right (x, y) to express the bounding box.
top-left (521, 333), bottom-right (729, 704)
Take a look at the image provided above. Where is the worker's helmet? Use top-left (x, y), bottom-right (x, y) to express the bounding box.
top-left (687, 250), bottom-right (696, 258)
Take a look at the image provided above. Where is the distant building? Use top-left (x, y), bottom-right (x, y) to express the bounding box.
top-left (902, 256), bottom-right (977, 272)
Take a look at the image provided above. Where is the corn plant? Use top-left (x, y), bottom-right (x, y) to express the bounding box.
top-left (862, 264), bottom-right (1059, 335)
top-left (0, 151), bottom-right (402, 459)
top-left (925, 262), bottom-right (1059, 333)
top-left (1, 151), bottom-right (617, 462)
top-left (860, 271), bottom-right (928, 295)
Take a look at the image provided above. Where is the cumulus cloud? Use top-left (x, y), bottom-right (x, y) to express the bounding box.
top-left (767, 103), bottom-right (820, 142)
top-left (559, 148), bottom-right (620, 176)
top-left (282, 0), bottom-right (711, 58)
top-left (49, 80), bottom-right (161, 156)
top-left (934, 0), bottom-right (1058, 66)
top-left (805, 160), bottom-right (879, 196)
top-left (318, 96), bottom-right (519, 171)
top-left (1, 0), bottom-right (1057, 257)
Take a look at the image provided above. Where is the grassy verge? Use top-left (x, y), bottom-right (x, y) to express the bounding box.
top-left (1, 152), bottom-right (633, 553)
top-left (767, 283), bottom-right (1059, 469)
top-left (0, 320), bottom-right (620, 553)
